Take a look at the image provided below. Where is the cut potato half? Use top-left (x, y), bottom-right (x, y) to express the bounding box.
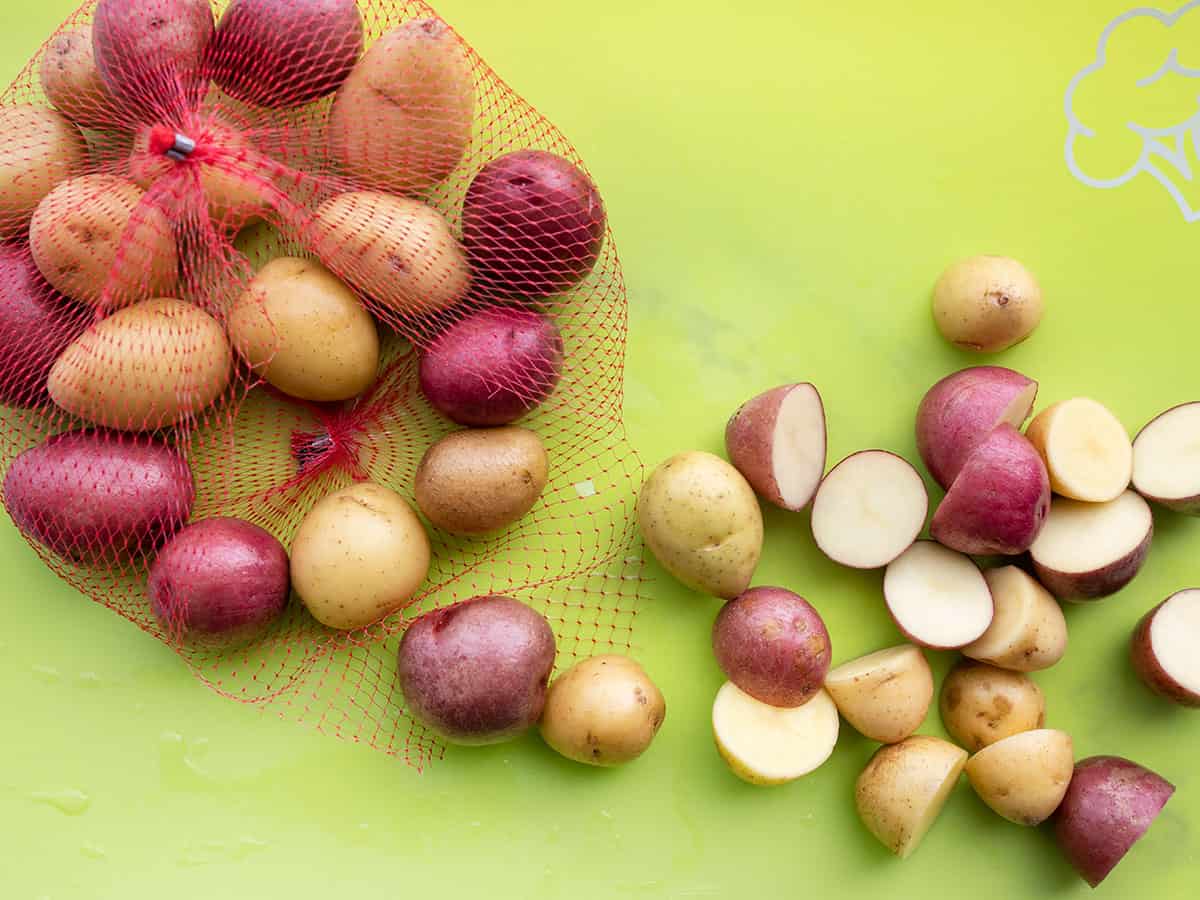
top-left (962, 566), bottom-right (1067, 671)
top-left (712, 682), bottom-right (839, 785)
top-left (884, 541), bottom-right (993, 649)
top-left (1025, 397), bottom-right (1132, 502)
top-left (1131, 589), bottom-right (1200, 707)
top-left (824, 644), bottom-right (933, 743)
top-left (725, 382), bottom-right (826, 511)
top-left (1132, 402), bottom-right (1200, 515)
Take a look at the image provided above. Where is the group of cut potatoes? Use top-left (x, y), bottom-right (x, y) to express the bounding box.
top-left (0, 0), bottom-right (675, 762)
top-left (638, 255), bottom-right (1196, 887)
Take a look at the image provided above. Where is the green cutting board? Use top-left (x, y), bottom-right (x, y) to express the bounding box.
top-left (2, 1), bottom-right (1198, 897)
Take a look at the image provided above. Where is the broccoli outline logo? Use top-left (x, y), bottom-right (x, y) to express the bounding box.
top-left (1065, 0), bottom-right (1200, 221)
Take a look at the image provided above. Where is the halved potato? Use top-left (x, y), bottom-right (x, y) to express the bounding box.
top-left (712, 682), bottom-right (839, 785)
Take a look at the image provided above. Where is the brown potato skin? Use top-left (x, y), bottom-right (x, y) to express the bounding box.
top-left (1130, 596), bottom-right (1200, 707)
top-left (0, 105), bottom-right (86, 241)
top-left (414, 427), bottom-right (549, 535)
top-left (40, 26), bottom-right (122, 127)
top-left (939, 661), bottom-right (1045, 752)
top-left (932, 255), bottom-right (1043, 353)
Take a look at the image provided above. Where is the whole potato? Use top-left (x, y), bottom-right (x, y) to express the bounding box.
top-left (290, 482), bottom-right (431, 630)
top-left (539, 655), bottom-right (665, 766)
top-left (3, 430), bottom-right (193, 562)
top-left (228, 257), bottom-right (379, 402)
top-left (637, 451), bottom-right (763, 600)
top-left (209, 0), bottom-right (363, 109)
top-left (29, 174), bottom-right (179, 307)
top-left (933, 255), bottom-right (1043, 353)
top-left (0, 104), bottom-right (86, 241)
top-left (463, 150), bottom-right (606, 300)
top-left (414, 427), bottom-right (549, 535)
top-left (939, 661), bottom-right (1045, 752)
top-left (964, 729), bottom-right (1073, 826)
top-left (49, 297), bottom-right (232, 431)
top-left (0, 244), bottom-right (90, 408)
top-left (398, 595), bottom-right (556, 745)
top-left (328, 17), bottom-right (473, 195)
top-left (40, 26), bottom-right (122, 127)
top-left (148, 517), bottom-right (289, 646)
top-left (419, 307), bottom-right (563, 426)
top-left (310, 191), bottom-right (470, 317)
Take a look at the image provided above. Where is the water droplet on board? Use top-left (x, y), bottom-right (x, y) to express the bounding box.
top-left (159, 731), bottom-right (215, 791)
top-left (80, 841), bottom-right (106, 860)
top-left (31, 788), bottom-right (91, 816)
top-left (32, 664), bottom-right (60, 683)
top-left (76, 671), bottom-right (102, 687)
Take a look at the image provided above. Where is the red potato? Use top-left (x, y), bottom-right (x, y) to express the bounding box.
top-left (884, 541), bottom-right (993, 649)
top-left (1029, 491), bottom-right (1153, 601)
top-left (463, 150), bottom-right (606, 300)
top-left (397, 595), bottom-right (556, 745)
top-left (724, 383), bottom-right (826, 512)
top-left (208, 0), bottom-right (363, 109)
top-left (1132, 402), bottom-right (1200, 514)
top-left (916, 366), bottom-right (1038, 490)
top-left (1130, 589), bottom-right (1200, 707)
top-left (712, 587), bottom-right (831, 708)
top-left (3, 430), bottom-right (193, 563)
top-left (419, 307), bottom-right (564, 426)
top-left (148, 517), bottom-right (289, 646)
top-left (0, 245), bottom-right (90, 408)
top-left (930, 424), bottom-right (1050, 555)
top-left (1054, 756), bottom-right (1175, 887)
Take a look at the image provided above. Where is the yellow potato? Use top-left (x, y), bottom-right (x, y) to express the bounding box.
top-left (290, 482), bottom-right (432, 630)
top-left (965, 729), bottom-right (1074, 826)
top-left (0, 104), bottom-right (86, 241)
top-left (962, 566), bottom-right (1068, 672)
top-left (414, 427), bottom-right (549, 535)
top-left (29, 174), bottom-right (178, 307)
top-left (939, 661), bottom-right (1045, 752)
top-left (824, 644), bottom-right (934, 743)
top-left (329, 17), bottom-right (474, 196)
top-left (712, 683), bottom-right (839, 785)
top-left (540, 655), bottom-right (666, 767)
top-left (932, 255), bottom-right (1043, 353)
top-left (48, 297), bottom-right (232, 430)
top-left (40, 26), bottom-right (120, 127)
top-left (309, 191), bottom-right (470, 317)
top-left (637, 451), bottom-right (763, 599)
top-left (228, 257), bottom-right (379, 402)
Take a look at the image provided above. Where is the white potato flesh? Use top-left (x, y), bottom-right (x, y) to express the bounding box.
top-left (1151, 589), bottom-right (1200, 697)
top-left (712, 682), bottom-right (839, 785)
top-left (1029, 491), bottom-right (1152, 576)
top-left (773, 384), bottom-right (826, 509)
top-left (1026, 398), bottom-right (1131, 502)
top-left (884, 542), bottom-right (993, 648)
top-left (1132, 402), bottom-right (1200, 505)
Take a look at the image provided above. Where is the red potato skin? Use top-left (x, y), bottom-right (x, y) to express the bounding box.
top-left (931, 424), bottom-right (1050, 555)
top-left (712, 587), bottom-right (831, 707)
top-left (1132, 404), bottom-right (1200, 515)
top-left (1054, 756), bottom-right (1175, 887)
top-left (397, 595), bottom-right (556, 745)
top-left (1032, 527), bottom-right (1152, 602)
top-left (419, 307), bottom-right (564, 426)
top-left (724, 384), bottom-right (825, 512)
top-left (148, 517), bottom-right (289, 645)
top-left (1130, 598), bottom-right (1200, 707)
top-left (916, 366), bottom-right (1037, 490)
top-left (3, 430), bottom-right (194, 562)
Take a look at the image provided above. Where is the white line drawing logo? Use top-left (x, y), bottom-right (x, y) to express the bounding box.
top-left (1065, 0), bottom-right (1200, 221)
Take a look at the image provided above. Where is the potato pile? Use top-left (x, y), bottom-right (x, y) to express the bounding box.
top-left (637, 255), bottom-right (1194, 885)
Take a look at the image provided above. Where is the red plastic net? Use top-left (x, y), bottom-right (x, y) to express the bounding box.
top-left (0, 0), bottom-right (644, 769)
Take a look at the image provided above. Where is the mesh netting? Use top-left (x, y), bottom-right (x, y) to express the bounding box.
top-left (0, 0), bottom-right (644, 769)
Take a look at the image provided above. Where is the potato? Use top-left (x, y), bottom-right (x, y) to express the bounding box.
top-left (40, 26), bottom-right (121, 127)
top-left (398, 595), bottom-right (556, 745)
top-left (962, 566), bottom-right (1067, 672)
top-left (939, 661), bottom-right (1045, 752)
top-left (414, 427), bottom-right (549, 535)
top-left (48, 297), bottom-right (232, 431)
top-left (637, 451), bottom-right (763, 599)
top-left (419, 307), bottom-right (564, 426)
top-left (228, 257), bottom-right (379, 402)
top-left (463, 150), bottom-right (606, 300)
top-left (932, 255), bottom-right (1043, 353)
top-left (712, 587), bottom-right (831, 707)
top-left (824, 644), bottom-right (933, 744)
top-left (964, 729), bottom-right (1073, 826)
top-left (309, 191), bottom-right (470, 317)
top-left (712, 683), bottom-right (839, 785)
top-left (93, 0), bottom-right (214, 114)
top-left (148, 517), bottom-right (289, 646)
top-left (540, 655), bottom-right (665, 766)
top-left (916, 366), bottom-right (1038, 490)
top-left (290, 482), bottom-right (431, 630)
top-left (209, 0), bottom-right (363, 109)
top-left (884, 542), bottom-right (994, 650)
top-left (3, 430), bottom-right (193, 562)
top-left (0, 104), bottom-right (86, 241)
top-left (929, 424), bottom-right (1050, 555)
top-left (855, 735), bottom-right (968, 858)
top-left (0, 244), bottom-right (89, 408)
top-left (29, 174), bottom-right (179, 307)
top-left (1025, 397), bottom-right (1132, 502)
top-left (1130, 589), bottom-right (1200, 707)
top-left (724, 383), bottom-right (826, 512)
top-left (1054, 756), bottom-right (1175, 887)
top-left (328, 17), bottom-right (473, 195)
top-left (1132, 402), bottom-right (1200, 514)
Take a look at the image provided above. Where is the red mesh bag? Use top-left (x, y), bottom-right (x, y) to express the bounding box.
top-left (0, 0), bottom-right (644, 769)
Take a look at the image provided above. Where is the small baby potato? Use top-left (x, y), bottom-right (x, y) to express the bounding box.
top-left (414, 427), bottom-right (549, 535)
top-left (964, 728), bottom-right (1073, 826)
top-left (0, 104), bottom-right (86, 241)
top-left (540, 655), bottom-right (666, 766)
top-left (40, 26), bottom-right (122, 127)
top-left (824, 644), bottom-right (934, 744)
top-left (962, 566), bottom-right (1068, 672)
top-left (939, 661), bottom-right (1045, 752)
top-left (932, 255), bottom-right (1043, 353)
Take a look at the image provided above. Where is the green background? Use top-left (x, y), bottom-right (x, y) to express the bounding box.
top-left (3, 1), bottom-right (1199, 897)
